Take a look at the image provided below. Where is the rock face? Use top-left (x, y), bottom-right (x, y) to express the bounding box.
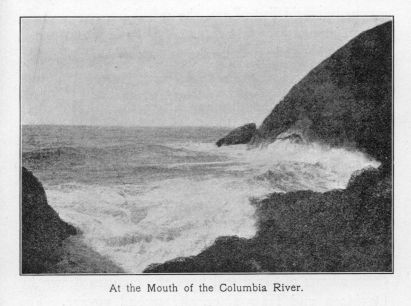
top-left (253, 21), bottom-right (392, 166)
top-left (144, 167), bottom-right (392, 272)
top-left (216, 123), bottom-right (257, 147)
top-left (22, 167), bottom-right (77, 273)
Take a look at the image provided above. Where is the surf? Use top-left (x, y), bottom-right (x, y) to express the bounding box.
top-left (43, 137), bottom-right (378, 272)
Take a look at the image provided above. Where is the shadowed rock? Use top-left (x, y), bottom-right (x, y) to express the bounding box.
top-left (49, 235), bottom-right (125, 273)
top-left (144, 167), bottom-right (391, 272)
top-left (22, 167), bottom-right (125, 273)
top-left (216, 123), bottom-right (257, 147)
top-left (253, 21), bottom-right (392, 166)
top-left (22, 167), bottom-right (77, 273)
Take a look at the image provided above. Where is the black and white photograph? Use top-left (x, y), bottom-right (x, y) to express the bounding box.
top-left (20, 16), bottom-right (392, 275)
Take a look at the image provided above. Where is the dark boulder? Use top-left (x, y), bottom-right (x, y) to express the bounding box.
top-left (216, 123), bottom-right (257, 147)
top-left (22, 167), bottom-right (77, 273)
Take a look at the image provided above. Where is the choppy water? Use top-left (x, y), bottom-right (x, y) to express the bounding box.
top-left (22, 125), bottom-right (379, 272)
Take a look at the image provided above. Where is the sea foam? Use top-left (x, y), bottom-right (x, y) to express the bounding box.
top-left (46, 139), bottom-right (379, 272)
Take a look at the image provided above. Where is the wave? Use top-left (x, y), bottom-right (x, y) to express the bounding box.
top-left (22, 146), bottom-right (83, 160)
top-left (44, 138), bottom-right (379, 272)
top-left (168, 139), bottom-right (380, 189)
top-left (46, 176), bottom-right (269, 272)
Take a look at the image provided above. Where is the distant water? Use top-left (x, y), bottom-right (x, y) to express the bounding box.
top-left (22, 125), bottom-right (379, 272)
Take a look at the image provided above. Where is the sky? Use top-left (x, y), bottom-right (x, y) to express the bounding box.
top-left (21, 17), bottom-right (391, 127)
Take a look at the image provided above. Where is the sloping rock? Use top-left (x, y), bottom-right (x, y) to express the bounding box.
top-left (22, 167), bottom-right (77, 273)
top-left (253, 21), bottom-right (392, 166)
top-left (144, 167), bottom-right (391, 272)
top-left (216, 123), bottom-right (257, 147)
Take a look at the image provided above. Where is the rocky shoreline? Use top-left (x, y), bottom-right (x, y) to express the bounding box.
top-left (216, 123), bottom-right (257, 147)
top-left (144, 166), bottom-right (391, 272)
top-left (144, 21), bottom-right (392, 272)
top-left (21, 21), bottom-right (392, 273)
top-left (22, 167), bottom-right (123, 274)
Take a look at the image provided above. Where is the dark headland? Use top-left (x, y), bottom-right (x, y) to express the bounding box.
top-left (145, 21), bottom-right (392, 272)
top-left (22, 167), bottom-right (124, 273)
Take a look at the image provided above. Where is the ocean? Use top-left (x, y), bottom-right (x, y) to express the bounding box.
top-left (22, 125), bottom-right (379, 272)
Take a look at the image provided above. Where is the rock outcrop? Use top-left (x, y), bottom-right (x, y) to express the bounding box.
top-left (22, 167), bottom-right (77, 273)
top-left (22, 167), bottom-right (125, 273)
top-left (253, 21), bottom-right (392, 167)
top-left (144, 166), bottom-right (391, 272)
top-left (216, 123), bottom-right (257, 147)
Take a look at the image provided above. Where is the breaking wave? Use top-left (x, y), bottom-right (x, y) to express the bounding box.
top-left (44, 138), bottom-right (379, 272)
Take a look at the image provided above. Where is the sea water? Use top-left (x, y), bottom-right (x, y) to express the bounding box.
top-left (22, 125), bottom-right (379, 272)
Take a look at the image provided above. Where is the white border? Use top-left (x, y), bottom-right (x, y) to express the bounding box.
top-left (1, 1), bottom-right (411, 305)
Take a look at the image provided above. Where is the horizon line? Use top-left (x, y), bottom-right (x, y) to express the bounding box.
top-left (21, 123), bottom-right (239, 129)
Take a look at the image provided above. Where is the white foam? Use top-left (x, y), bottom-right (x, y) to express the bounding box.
top-left (169, 140), bottom-right (380, 188)
top-left (46, 139), bottom-right (380, 272)
top-left (47, 176), bottom-right (269, 272)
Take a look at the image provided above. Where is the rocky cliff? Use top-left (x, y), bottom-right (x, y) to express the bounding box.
top-left (22, 167), bottom-right (77, 273)
top-left (22, 167), bottom-right (125, 273)
top-left (253, 21), bottom-right (392, 167)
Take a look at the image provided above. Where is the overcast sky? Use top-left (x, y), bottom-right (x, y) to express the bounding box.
top-left (21, 17), bottom-right (390, 127)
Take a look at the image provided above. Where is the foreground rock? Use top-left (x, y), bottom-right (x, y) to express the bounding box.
top-left (49, 235), bottom-right (124, 273)
top-left (22, 167), bottom-right (124, 273)
top-left (22, 167), bottom-right (77, 273)
top-left (144, 167), bottom-right (391, 272)
top-left (216, 123), bottom-right (256, 147)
